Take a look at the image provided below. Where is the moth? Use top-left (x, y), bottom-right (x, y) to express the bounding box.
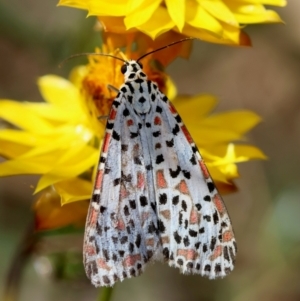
top-left (82, 39), bottom-right (237, 287)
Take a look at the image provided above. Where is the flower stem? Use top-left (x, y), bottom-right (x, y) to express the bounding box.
top-left (2, 220), bottom-right (37, 301)
top-left (98, 287), bottom-right (114, 301)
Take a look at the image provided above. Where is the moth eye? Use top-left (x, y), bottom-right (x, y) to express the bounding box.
top-left (121, 64), bottom-right (127, 74)
top-left (138, 62), bottom-right (143, 69)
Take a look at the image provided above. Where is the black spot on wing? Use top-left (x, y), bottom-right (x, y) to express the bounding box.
top-left (156, 154), bottom-right (164, 164)
top-left (169, 165), bottom-right (181, 178)
top-left (112, 130), bottom-right (120, 141)
top-left (153, 131), bottom-right (161, 137)
top-left (190, 155), bottom-right (197, 165)
top-left (162, 95), bottom-right (168, 102)
top-left (207, 182), bottom-right (215, 193)
top-left (106, 122), bottom-right (113, 129)
top-left (127, 95), bottom-right (133, 103)
top-left (166, 139), bottom-right (174, 147)
top-left (159, 193), bottom-right (167, 205)
top-left (135, 78), bottom-right (144, 84)
top-left (130, 132), bottom-right (139, 139)
top-left (125, 82), bottom-right (134, 93)
top-left (123, 108), bottom-right (130, 116)
top-left (138, 96), bottom-right (146, 103)
top-left (172, 124), bottom-right (180, 135)
top-left (112, 100), bottom-right (121, 108)
top-left (156, 106), bottom-right (162, 113)
top-left (175, 115), bottom-right (181, 123)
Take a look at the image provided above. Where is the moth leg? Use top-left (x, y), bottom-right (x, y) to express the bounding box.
top-left (107, 84), bottom-right (119, 93)
top-left (97, 115), bottom-right (108, 120)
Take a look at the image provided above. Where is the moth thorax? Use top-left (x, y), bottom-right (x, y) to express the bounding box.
top-left (131, 81), bottom-right (151, 114)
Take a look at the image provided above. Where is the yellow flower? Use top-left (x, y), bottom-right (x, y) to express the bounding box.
top-left (0, 49), bottom-right (265, 230)
top-left (58, 0), bottom-right (286, 45)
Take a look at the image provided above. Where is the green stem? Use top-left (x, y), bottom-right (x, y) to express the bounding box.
top-left (98, 287), bottom-right (114, 301)
top-left (2, 220), bottom-right (37, 301)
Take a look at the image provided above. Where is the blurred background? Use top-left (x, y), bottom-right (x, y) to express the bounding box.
top-left (0, 0), bottom-right (299, 300)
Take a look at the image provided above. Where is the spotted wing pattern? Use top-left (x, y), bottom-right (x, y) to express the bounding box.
top-left (143, 88), bottom-right (237, 278)
top-left (83, 93), bottom-right (163, 287)
top-left (83, 60), bottom-right (236, 287)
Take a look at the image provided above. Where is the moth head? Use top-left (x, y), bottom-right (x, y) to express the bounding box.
top-left (121, 60), bottom-right (147, 82)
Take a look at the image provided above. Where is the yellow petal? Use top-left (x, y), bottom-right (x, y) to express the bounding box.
top-left (173, 94), bottom-right (218, 119)
top-left (206, 164), bottom-right (231, 183)
top-left (181, 23), bottom-right (251, 46)
top-left (234, 0), bottom-right (286, 6)
top-left (19, 126), bottom-right (93, 159)
top-left (201, 111), bottom-right (262, 135)
top-left (34, 187), bottom-right (88, 231)
top-left (124, 0), bottom-right (161, 29)
top-left (0, 158), bottom-right (51, 176)
top-left (221, 22), bottom-right (245, 44)
top-left (226, 3), bottom-right (284, 24)
top-left (165, 75), bottom-right (177, 100)
top-left (54, 177), bottom-right (92, 205)
top-left (99, 16), bottom-right (132, 33)
top-left (205, 143), bottom-right (267, 165)
top-left (88, 0), bottom-right (129, 16)
top-left (0, 129), bottom-right (43, 147)
top-left (0, 139), bottom-right (31, 158)
top-left (231, 144), bottom-right (268, 161)
top-left (57, 0), bottom-right (89, 10)
top-left (0, 101), bottom-right (53, 133)
top-left (34, 145), bottom-right (98, 192)
top-left (186, 3), bottom-right (223, 36)
top-left (38, 76), bottom-right (82, 115)
top-left (200, 0), bottom-right (239, 27)
top-left (165, 0), bottom-right (185, 31)
top-left (194, 127), bottom-right (245, 146)
top-left (137, 6), bottom-right (175, 39)
top-left (0, 129), bottom-right (46, 158)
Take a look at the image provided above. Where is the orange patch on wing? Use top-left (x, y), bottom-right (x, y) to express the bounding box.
top-left (210, 245), bottom-right (223, 261)
top-left (102, 133), bottom-right (111, 153)
top-left (223, 230), bottom-right (234, 242)
top-left (199, 160), bottom-right (210, 179)
top-left (137, 171), bottom-right (145, 189)
top-left (181, 125), bottom-right (193, 144)
top-left (169, 103), bottom-right (177, 114)
top-left (177, 249), bottom-right (198, 260)
top-left (160, 210), bottom-right (171, 220)
top-left (146, 238), bottom-right (155, 247)
top-left (156, 170), bottom-right (167, 188)
top-left (116, 218), bottom-right (125, 230)
top-left (141, 212), bottom-right (149, 226)
top-left (120, 185), bottom-right (129, 198)
top-left (127, 119), bottom-right (134, 126)
top-left (161, 236), bottom-right (170, 244)
top-left (95, 170), bottom-right (104, 189)
top-left (176, 180), bottom-right (190, 195)
top-left (189, 209), bottom-right (200, 224)
top-left (213, 194), bottom-right (225, 216)
top-left (89, 208), bottom-right (98, 226)
top-left (154, 116), bottom-right (162, 125)
top-left (85, 245), bottom-right (96, 256)
top-left (109, 108), bottom-right (117, 120)
top-left (97, 258), bottom-right (111, 271)
top-left (123, 254), bottom-right (141, 267)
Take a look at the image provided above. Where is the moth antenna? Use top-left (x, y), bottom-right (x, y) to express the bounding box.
top-left (59, 53), bottom-right (127, 68)
top-left (137, 37), bottom-right (194, 63)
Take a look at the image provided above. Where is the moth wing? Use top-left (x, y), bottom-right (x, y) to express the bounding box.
top-left (83, 92), bottom-right (160, 287)
top-left (144, 88), bottom-right (237, 279)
